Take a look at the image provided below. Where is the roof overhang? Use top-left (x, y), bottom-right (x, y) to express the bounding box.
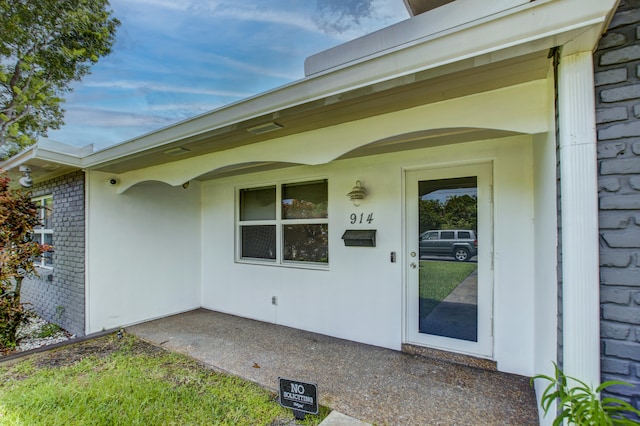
top-left (1, 0), bottom-right (620, 184)
top-left (0, 139), bottom-right (90, 184)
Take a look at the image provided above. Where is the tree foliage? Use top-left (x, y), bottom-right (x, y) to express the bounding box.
top-left (419, 199), bottom-right (444, 232)
top-left (0, 172), bottom-right (43, 351)
top-left (0, 0), bottom-right (119, 157)
top-left (441, 194), bottom-right (477, 230)
top-left (419, 195), bottom-right (477, 234)
top-left (282, 200), bottom-right (329, 263)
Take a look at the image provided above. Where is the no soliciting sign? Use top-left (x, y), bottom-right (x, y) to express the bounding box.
top-left (278, 377), bottom-right (318, 414)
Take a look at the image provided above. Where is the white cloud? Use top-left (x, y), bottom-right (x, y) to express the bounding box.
top-left (81, 80), bottom-right (251, 98)
top-left (47, 107), bottom-right (177, 148)
top-left (114, 0), bottom-right (318, 33)
top-left (62, 107), bottom-right (172, 128)
top-left (118, 0), bottom-right (216, 12)
top-left (188, 1), bottom-right (407, 38)
top-left (147, 102), bottom-right (223, 113)
top-left (202, 53), bottom-right (304, 81)
top-left (214, 7), bottom-right (322, 34)
top-left (51, 0), bottom-right (409, 148)
top-left (313, 0), bottom-right (408, 41)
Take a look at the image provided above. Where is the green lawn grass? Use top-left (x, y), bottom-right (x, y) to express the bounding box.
top-left (0, 334), bottom-right (328, 425)
top-left (419, 260), bottom-right (477, 317)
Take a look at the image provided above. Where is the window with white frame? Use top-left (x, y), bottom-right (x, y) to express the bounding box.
top-left (238, 179), bottom-right (328, 265)
top-left (32, 195), bottom-right (54, 268)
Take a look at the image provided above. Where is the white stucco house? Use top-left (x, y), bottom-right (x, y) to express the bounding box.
top-left (3, 0), bottom-right (640, 422)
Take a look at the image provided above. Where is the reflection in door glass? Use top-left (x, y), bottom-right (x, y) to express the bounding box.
top-left (418, 177), bottom-right (478, 342)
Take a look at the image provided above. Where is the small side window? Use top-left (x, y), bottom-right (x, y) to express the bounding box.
top-left (458, 231), bottom-right (471, 239)
top-left (440, 231), bottom-right (455, 240)
top-left (32, 195), bottom-right (54, 268)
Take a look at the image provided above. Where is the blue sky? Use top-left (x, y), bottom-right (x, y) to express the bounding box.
top-left (45, 0), bottom-right (409, 150)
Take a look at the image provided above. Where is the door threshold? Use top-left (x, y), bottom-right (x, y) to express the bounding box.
top-left (402, 343), bottom-right (497, 371)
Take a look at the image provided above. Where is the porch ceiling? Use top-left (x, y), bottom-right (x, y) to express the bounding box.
top-left (92, 50), bottom-right (550, 178)
top-left (12, 159), bottom-right (79, 184)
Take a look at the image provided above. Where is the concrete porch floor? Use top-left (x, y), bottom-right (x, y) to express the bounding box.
top-left (127, 309), bottom-right (539, 425)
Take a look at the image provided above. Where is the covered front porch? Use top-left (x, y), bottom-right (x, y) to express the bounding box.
top-left (127, 308), bottom-right (539, 425)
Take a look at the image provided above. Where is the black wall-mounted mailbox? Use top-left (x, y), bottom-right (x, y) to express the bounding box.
top-left (341, 229), bottom-right (376, 247)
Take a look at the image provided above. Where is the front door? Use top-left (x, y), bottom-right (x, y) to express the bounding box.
top-left (405, 163), bottom-right (493, 358)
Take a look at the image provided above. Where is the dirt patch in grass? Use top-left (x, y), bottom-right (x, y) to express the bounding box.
top-left (31, 334), bottom-right (157, 368)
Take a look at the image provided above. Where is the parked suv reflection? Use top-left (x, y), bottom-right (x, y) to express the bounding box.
top-left (419, 229), bottom-right (477, 261)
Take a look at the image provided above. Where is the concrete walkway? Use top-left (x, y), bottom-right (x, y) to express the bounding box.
top-left (127, 309), bottom-right (538, 425)
top-left (422, 269), bottom-right (478, 341)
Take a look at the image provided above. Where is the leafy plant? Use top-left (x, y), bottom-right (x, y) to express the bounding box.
top-left (419, 194), bottom-right (477, 234)
top-left (35, 322), bottom-right (63, 339)
top-left (532, 362), bottom-right (640, 425)
top-left (0, 172), bottom-right (42, 351)
top-left (55, 304), bottom-right (66, 322)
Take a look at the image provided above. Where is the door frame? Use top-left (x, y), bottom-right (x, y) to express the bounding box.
top-left (403, 161), bottom-right (494, 359)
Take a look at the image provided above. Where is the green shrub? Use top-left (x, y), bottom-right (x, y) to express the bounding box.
top-left (36, 322), bottom-right (63, 338)
top-left (0, 173), bottom-right (42, 351)
top-left (0, 295), bottom-right (30, 350)
top-left (532, 363), bottom-right (640, 425)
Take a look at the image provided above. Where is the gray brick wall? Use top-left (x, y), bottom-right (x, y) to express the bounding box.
top-left (595, 0), bottom-right (640, 411)
top-left (21, 171), bottom-right (86, 336)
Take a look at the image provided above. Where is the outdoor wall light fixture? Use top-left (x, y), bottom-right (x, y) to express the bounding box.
top-left (18, 165), bottom-right (33, 188)
top-left (346, 180), bottom-right (367, 206)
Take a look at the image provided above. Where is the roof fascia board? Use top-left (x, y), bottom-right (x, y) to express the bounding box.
top-left (1, 138), bottom-right (90, 172)
top-left (80, 0), bottom-right (618, 170)
top-left (0, 146), bottom-right (37, 172)
top-left (308, 0), bottom-right (618, 78)
top-left (38, 138), bottom-right (94, 157)
top-left (33, 146), bottom-right (85, 168)
top-left (306, 0), bottom-right (532, 76)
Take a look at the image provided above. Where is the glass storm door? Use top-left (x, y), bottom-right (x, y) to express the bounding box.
top-left (405, 163), bottom-right (493, 358)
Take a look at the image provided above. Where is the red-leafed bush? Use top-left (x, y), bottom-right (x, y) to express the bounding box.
top-left (0, 171), bottom-right (43, 351)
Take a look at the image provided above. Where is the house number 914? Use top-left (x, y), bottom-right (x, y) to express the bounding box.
top-left (350, 212), bottom-right (374, 224)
